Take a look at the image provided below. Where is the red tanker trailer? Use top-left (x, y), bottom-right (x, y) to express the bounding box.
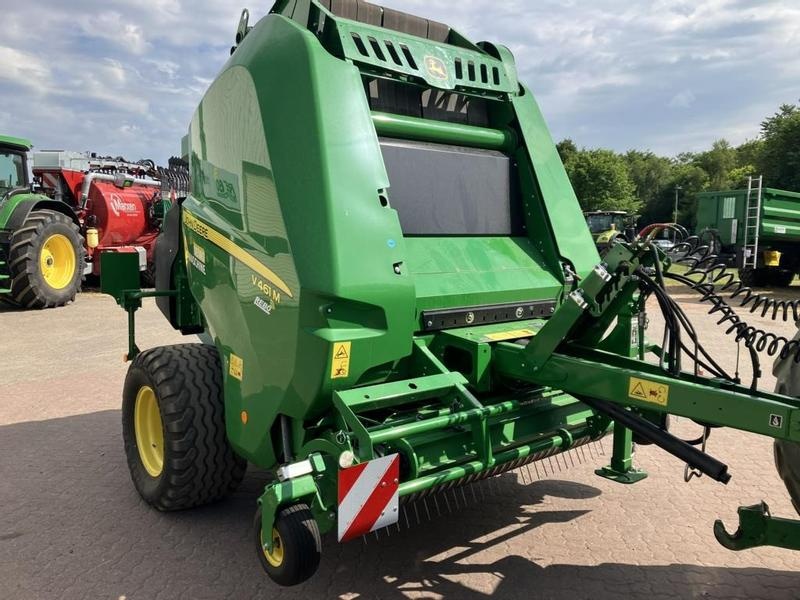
top-left (33, 151), bottom-right (188, 280)
top-left (0, 137), bottom-right (190, 309)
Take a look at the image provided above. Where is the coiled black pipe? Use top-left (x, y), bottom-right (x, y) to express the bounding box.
top-left (654, 229), bottom-right (800, 365)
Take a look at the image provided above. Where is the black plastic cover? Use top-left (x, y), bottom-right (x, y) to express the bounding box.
top-left (379, 138), bottom-right (520, 235)
top-left (154, 203), bottom-right (181, 322)
top-left (320, 0), bottom-right (450, 42)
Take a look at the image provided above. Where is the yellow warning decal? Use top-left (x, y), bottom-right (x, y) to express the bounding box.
top-left (229, 353), bottom-right (244, 381)
top-left (483, 329), bottom-right (536, 342)
top-left (628, 377), bottom-right (669, 406)
top-left (331, 342), bottom-right (352, 379)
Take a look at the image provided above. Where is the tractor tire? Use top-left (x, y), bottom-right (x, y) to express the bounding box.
top-left (122, 344), bottom-right (246, 511)
top-left (768, 269), bottom-right (796, 288)
top-left (738, 267), bottom-right (768, 289)
top-left (773, 335), bottom-right (800, 515)
top-left (8, 209), bottom-right (84, 309)
top-left (140, 263), bottom-right (156, 289)
top-left (254, 504), bottom-right (321, 587)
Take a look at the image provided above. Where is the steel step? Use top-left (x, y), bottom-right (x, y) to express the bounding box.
top-left (337, 372), bottom-right (468, 414)
top-left (0, 256), bottom-right (11, 293)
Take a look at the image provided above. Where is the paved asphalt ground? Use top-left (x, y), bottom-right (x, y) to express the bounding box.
top-left (2, 288), bottom-right (800, 599)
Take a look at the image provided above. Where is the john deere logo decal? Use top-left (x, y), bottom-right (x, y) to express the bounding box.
top-left (424, 56), bottom-right (448, 80)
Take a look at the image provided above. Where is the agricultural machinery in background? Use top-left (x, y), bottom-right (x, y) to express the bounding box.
top-left (0, 135), bottom-right (188, 309)
top-left (98, 0), bottom-right (800, 588)
top-left (584, 210), bottom-right (639, 254)
top-left (696, 177), bottom-right (800, 288)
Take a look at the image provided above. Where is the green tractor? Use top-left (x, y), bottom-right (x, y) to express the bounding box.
top-left (0, 135), bottom-right (83, 308)
top-left (100, 0), bottom-right (800, 587)
top-left (584, 210), bottom-right (638, 253)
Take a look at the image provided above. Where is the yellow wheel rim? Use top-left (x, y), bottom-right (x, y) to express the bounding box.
top-left (134, 386), bottom-right (164, 478)
top-left (39, 233), bottom-right (76, 290)
top-left (261, 528), bottom-right (284, 568)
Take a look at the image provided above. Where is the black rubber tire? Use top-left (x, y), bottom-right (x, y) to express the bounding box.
top-left (140, 263), bottom-right (156, 289)
top-left (774, 440), bottom-right (800, 514)
top-left (8, 209), bottom-right (84, 309)
top-left (773, 340), bottom-right (800, 515)
top-left (701, 230), bottom-right (722, 257)
top-left (739, 267), bottom-right (768, 289)
top-left (122, 344), bottom-right (246, 511)
top-left (768, 269), bottom-right (796, 288)
top-left (254, 504), bottom-right (321, 587)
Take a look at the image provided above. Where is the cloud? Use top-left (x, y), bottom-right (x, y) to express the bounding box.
top-left (2, 0), bottom-right (798, 163)
top-left (669, 90), bottom-right (697, 109)
top-left (0, 46), bottom-right (52, 91)
top-left (80, 12), bottom-right (150, 54)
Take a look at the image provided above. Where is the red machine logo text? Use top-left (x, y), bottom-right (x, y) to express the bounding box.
top-left (109, 194), bottom-right (138, 217)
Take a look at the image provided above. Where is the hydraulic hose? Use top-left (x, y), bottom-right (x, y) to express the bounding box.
top-left (579, 396), bottom-right (731, 484)
top-left (662, 232), bottom-right (800, 365)
top-left (633, 224), bottom-right (799, 368)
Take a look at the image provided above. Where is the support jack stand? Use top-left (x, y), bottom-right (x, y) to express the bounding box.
top-left (595, 424), bottom-right (648, 484)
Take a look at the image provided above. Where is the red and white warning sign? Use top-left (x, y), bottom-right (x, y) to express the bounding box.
top-left (337, 454), bottom-right (400, 542)
top-left (41, 173), bottom-right (60, 189)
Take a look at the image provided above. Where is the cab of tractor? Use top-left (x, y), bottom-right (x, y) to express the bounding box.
top-left (0, 135), bottom-right (32, 197)
top-left (584, 210), bottom-right (638, 253)
top-left (585, 211), bottom-right (625, 235)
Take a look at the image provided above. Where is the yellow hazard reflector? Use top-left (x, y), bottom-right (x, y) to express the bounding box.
top-left (483, 329), bottom-right (536, 342)
top-left (763, 250), bottom-right (781, 267)
top-left (628, 377), bottom-right (669, 406)
top-left (331, 342), bottom-right (352, 379)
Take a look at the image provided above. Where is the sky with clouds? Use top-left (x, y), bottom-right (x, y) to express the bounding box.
top-left (1, 0), bottom-right (798, 164)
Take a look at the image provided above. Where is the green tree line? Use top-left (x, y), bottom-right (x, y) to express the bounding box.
top-left (558, 100), bottom-right (800, 228)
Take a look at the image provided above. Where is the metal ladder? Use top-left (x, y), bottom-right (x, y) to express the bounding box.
top-left (742, 175), bottom-right (763, 270)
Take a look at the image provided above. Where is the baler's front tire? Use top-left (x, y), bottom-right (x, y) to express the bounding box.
top-left (122, 344), bottom-right (246, 511)
top-left (254, 504), bottom-right (321, 587)
top-left (773, 340), bottom-right (800, 515)
top-left (8, 209), bottom-right (83, 309)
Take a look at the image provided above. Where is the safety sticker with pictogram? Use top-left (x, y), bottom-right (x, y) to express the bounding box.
top-left (229, 353), bottom-right (243, 381)
top-left (331, 341), bottom-right (352, 379)
top-left (628, 377), bottom-right (669, 406)
top-left (337, 454), bottom-right (399, 542)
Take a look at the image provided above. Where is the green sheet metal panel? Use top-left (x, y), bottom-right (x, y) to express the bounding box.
top-left (761, 188), bottom-right (800, 242)
top-left (183, 15), bottom-right (417, 466)
top-left (404, 236), bottom-right (564, 314)
top-left (696, 190), bottom-right (746, 245)
top-left (696, 187), bottom-right (800, 245)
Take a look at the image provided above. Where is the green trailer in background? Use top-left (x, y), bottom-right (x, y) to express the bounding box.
top-left (696, 178), bottom-right (800, 287)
